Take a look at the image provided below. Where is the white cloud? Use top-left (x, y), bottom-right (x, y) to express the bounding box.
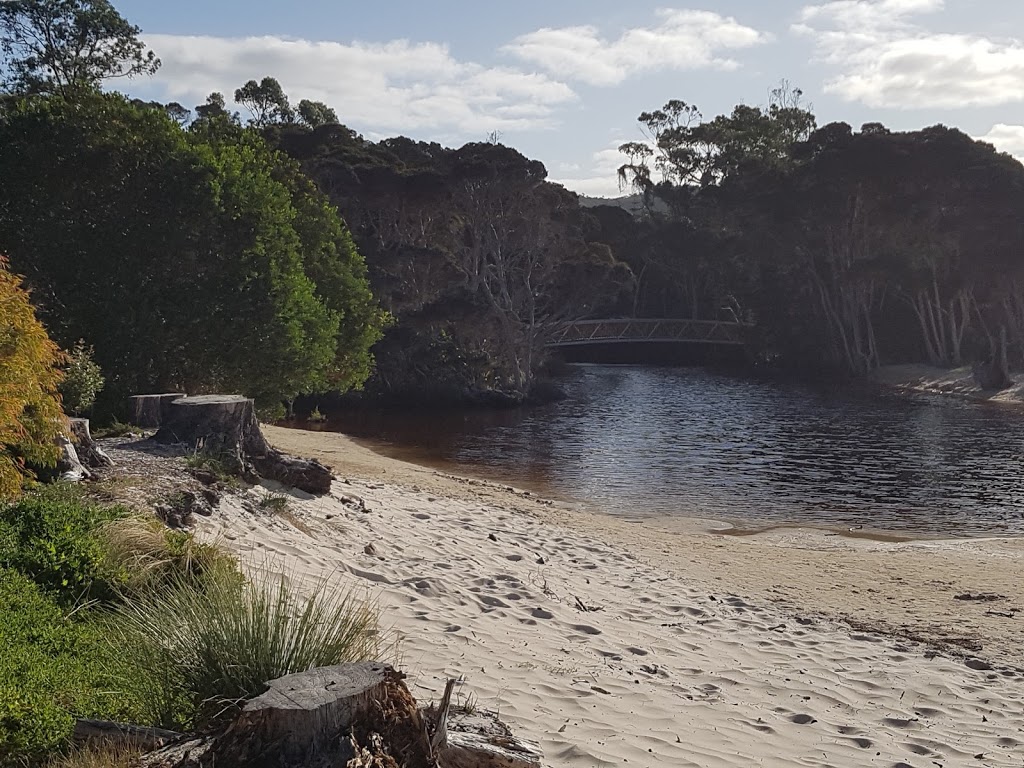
top-left (978, 124), bottom-right (1024, 160)
top-left (503, 9), bottom-right (767, 86)
top-left (794, 0), bottom-right (1024, 108)
top-left (145, 34), bottom-right (576, 134)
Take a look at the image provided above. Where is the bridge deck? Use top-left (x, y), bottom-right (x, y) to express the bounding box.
top-left (547, 318), bottom-right (748, 347)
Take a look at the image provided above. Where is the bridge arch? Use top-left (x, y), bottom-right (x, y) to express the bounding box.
top-left (546, 318), bottom-right (748, 348)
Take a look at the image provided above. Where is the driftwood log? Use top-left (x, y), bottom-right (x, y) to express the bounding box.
top-left (428, 680), bottom-right (542, 768)
top-left (130, 393), bottom-right (188, 428)
top-left (152, 395), bottom-right (333, 495)
top-left (144, 663), bottom-right (432, 768)
top-left (73, 719), bottom-right (183, 752)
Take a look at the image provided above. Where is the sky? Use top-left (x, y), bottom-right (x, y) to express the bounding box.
top-left (114, 0), bottom-right (1024, 198)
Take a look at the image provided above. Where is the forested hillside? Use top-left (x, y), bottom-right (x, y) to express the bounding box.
top-left (4, 1), bottom-right (1023, 417)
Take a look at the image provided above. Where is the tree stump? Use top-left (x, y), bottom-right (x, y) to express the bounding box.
top-left (145, 663), bottom-right (431, 768)
top-left (153, 395), bottom-right (334, 494)
top-left (69, 418), bottom-right (113, 468)
top-left (56, 435), bottom-right (92, 482)
top-left (129, 393), bottom-right (188, 429)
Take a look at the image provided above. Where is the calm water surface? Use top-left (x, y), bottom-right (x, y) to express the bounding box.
top-left (313, 366), bottom-right (1024, 536)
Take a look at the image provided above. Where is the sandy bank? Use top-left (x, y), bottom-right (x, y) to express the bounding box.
top-left (874, 363), bottom-right (1024, 405)
top-left (193, 425), bottom-right (1024, 766)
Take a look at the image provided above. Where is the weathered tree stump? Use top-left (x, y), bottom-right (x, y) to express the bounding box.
top-left (145, 663), bottom-right (431, 768)
top-left (56, 435), bottom-right (92, 482)
top-left (152, 395), bottom-right (333, 494)
top-left (69, 418), bottom-right (113, 468)
top-left (129, 393), bottom-right (188, 429)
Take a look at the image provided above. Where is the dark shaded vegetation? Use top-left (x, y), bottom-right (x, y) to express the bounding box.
top-left (615, 85), bottom-right (1024, 380)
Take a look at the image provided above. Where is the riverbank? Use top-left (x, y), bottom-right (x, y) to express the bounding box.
top-left (873, 363), bottom-right (1024, 404)
top-left (193, 425), bottom-right (1024, 766)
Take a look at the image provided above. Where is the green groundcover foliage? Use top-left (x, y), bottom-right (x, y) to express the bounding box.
top-left (0, 488), bottom-right (142, 766)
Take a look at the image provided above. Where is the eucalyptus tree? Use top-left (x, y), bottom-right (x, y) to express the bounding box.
top-left (0, 0), bottom-right (159, 96)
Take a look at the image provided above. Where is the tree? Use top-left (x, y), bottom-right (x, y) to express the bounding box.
top-left (296, 99), bottom-right (337, 128)
top-left (0, 0), bottom-right (159, 97)
top-left (0, 258), bottom-right (66, 499)
top-left (235, 77), bottom-right (293, 127)
top-left (619, 85), bottom-right (815, 195)
top-left (0, 93), bottom-right (383, 409)
top-left (447, 144), bottom-right (631, 396)
top-left (57, 340), bottom-right (104, 416)
top-left (164, 101), bottom-right (192, 126)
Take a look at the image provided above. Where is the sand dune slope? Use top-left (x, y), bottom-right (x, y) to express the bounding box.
top-left (199, 477), bottom-right (1024, 768)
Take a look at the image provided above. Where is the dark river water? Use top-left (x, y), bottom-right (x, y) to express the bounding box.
top-left (308, 365), bottom-right (1024, 536)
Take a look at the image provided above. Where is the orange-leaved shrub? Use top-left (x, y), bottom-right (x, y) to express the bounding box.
top-left (0, 257), bottom-right (66, 500)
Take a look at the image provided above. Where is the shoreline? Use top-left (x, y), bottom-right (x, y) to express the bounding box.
top-left (186, 425), bottom-right (1024, 766)
top-left (872, 362), bottom-right (1024, 406)
top-left (261, 425), bottom-right (1024, 668)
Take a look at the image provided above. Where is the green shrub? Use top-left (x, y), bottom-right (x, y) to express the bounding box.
top-left (57, 341), bottom-right (104, 417)
top-left (0, 259), bottom-right (66, 501)
top-left (0, 569), bottom-right (143, 767)
top-left (0, 486), bottom-right (124, 601)
top-left (109, 566), bottom-right (381, 729)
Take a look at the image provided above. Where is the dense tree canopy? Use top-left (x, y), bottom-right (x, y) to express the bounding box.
top-left (273, 126), bottom-right (632, 401)
top-left (610, 92), bottom-right (1024, 377)
top-left (0, 94), bottom-right (383, 409)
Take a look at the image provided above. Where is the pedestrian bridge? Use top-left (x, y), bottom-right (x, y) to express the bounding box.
top-left (547, 318), bottom-right (748, 348)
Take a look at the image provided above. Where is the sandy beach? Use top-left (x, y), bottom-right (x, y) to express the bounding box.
top-left (873, 364), bottom-right (1024, 406)
top-left (194, 425), bottom-right (1024, 767)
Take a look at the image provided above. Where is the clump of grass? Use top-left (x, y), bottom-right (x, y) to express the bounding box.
top-left (48, 744), bottom-right (140, 768)
top-left (256, 492), bottom-right (290, 514)
top-left (90, 419), bottom-right (136, 440)
top-left (108, 566), bottom-right (381, 729)
top-left (184, 451), bottom-right (241, 488)
top-left (97, 516), bottom-right (236, 594)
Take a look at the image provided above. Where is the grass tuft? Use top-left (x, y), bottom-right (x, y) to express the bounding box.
top-left (48, 744), bottom-right (140, 768)
top-left (107, 566), bottom-right (381, 729)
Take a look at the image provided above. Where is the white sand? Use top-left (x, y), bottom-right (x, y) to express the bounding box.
top-left (197, 426), bottom-right (1024, 767)
top-left (874, 363), bottom-right (1024, 404)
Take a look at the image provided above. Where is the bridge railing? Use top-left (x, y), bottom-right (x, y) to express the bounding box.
top-left (546, 318), bottom-right (749, 347)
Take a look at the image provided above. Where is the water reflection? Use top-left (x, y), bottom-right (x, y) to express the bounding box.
top-left (312, 366), bottom-right (1024, 536)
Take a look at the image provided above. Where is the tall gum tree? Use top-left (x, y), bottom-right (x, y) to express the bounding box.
top-left (0, 0), bottom-right (159, 97)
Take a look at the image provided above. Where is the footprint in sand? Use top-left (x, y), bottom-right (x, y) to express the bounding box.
top-left (531, 607), bottom-right (554, 619)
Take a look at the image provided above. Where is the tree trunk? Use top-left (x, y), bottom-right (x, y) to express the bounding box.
top-left (153, 395), bottom-right (333, 494)
top-left (973, 326), bottom-right (1012, 391)
top-left (129, 393), bottom-right (188, 428)
top-left (68, 418), bottom-right (113, 468)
